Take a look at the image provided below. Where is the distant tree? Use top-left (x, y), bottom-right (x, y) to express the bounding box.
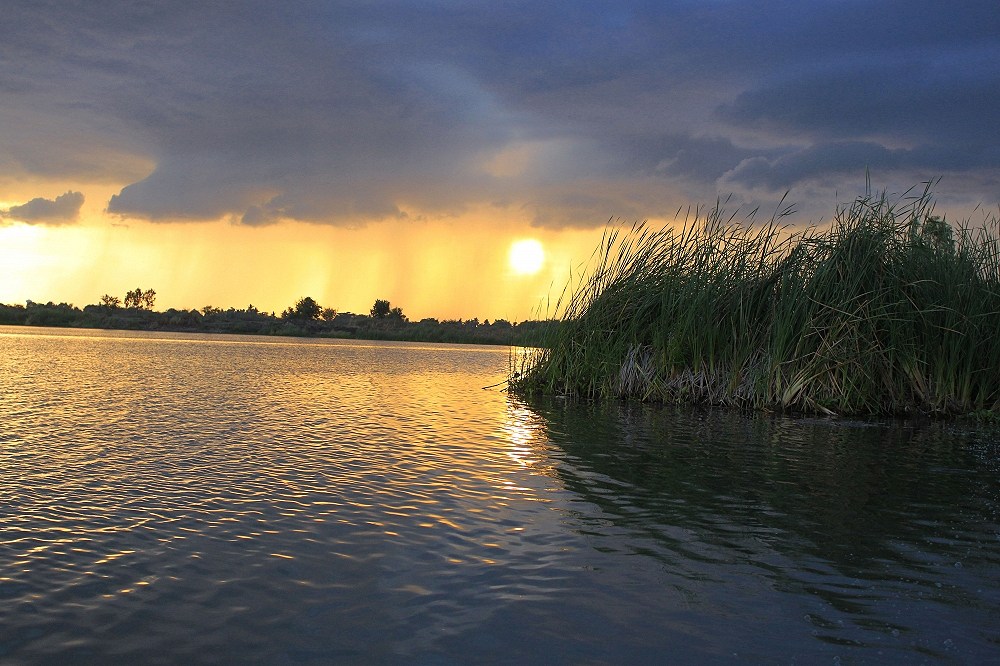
top-left (294, 296), bottom-right (321, 320)
top-left (202, 305), bottom-right (223, 316)
top-left (321, 307), bottom-right (338, 321)
top-left (120, 287), bottom-right (156, 310)
top-left (388, 306), bottom-right (407, 322)
top-left (100, 294), bottom-right (121, 308)
top-left (282, 296), bottom-right (321, 321)
top-left (0, 303), bottom-right (27, 325)
top-left (370, 298), bottom-right (391, 318)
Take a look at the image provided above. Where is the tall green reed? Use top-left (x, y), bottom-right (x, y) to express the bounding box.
top-left (510, 186), bottom-right (1000, 416)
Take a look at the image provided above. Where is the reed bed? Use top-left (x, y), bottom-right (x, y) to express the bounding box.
top-left (510, 186), bottom-right (1000, 416)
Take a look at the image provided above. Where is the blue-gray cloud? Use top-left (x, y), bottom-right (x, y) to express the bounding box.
top-left (1, 0), bottom-right (998, 226)
top-left (1, 191), bottom-right (85, 225)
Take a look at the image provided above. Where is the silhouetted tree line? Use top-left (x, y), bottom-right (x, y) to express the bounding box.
top-left (0, 295), bottom-right (558, 347)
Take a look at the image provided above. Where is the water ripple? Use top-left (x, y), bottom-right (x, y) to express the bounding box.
top-left (1, 327), bottom-right (998, 664)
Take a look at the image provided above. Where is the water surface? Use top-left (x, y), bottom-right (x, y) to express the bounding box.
top-left (1, 326), bottom-right (998, 664)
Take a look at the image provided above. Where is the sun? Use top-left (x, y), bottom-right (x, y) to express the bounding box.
top-left (508, 239), bottom-right (545, 275)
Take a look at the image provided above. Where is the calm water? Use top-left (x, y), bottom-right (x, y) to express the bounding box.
top-left (1, 326), bottom-right (998, 664)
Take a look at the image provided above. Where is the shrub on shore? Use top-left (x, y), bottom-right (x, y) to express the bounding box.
top-left (510, 185), bottom-right (1000, 417)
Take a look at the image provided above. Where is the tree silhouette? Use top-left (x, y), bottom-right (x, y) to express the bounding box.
top-left (295, 296), bottom-right (321, 320)
top-left (282, 296), bottom-right (321, 320)
top-left (370, 298), bottom-right (391, 318)
top-left (100, 294), bottom-right (121, 308)
top-left (122, 287), bottom-right (156, 310)
top-left (123, 288), bottom-right (142, 309)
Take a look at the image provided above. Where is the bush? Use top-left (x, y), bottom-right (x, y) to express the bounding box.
top-left (511, 185), bottom-right (1000, 417)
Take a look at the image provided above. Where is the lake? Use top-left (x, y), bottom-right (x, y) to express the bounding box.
top-left (1, 326), bottom-right (998, 664)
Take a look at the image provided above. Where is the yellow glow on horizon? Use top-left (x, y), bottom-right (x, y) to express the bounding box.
top-left (0, 191), bottom-right (615, 321)
top-left (0, 225), bottom-right (46, 297)
top-left (507, 239), bottom-right (545, 275)
top-left (0, 223), bottom-right (107, 303)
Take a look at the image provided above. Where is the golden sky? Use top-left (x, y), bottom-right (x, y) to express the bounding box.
top-left (0, 182), bottom-right (610, 321)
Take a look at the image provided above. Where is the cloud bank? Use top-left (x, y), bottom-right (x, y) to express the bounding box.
top-left (1, 1), bottom-right (997, 226)
top-left (1, 191), bottom-right (85, 225)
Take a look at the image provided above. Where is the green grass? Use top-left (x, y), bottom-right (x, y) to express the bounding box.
top-left (510, 184), bottom-right (1000, 417)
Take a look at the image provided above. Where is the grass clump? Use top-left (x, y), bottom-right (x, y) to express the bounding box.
top-left (510, 185), bottom-right (1000, 417)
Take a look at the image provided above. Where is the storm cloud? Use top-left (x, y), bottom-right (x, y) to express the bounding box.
top-left (2, 0), bottom-right (998, 226)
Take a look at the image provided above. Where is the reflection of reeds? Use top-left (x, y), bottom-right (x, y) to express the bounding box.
top-left (510, 184), bottom-right (1000, 416)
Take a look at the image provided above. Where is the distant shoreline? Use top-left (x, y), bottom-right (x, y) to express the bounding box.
top-left (0, 302), bottom-right (557, 347)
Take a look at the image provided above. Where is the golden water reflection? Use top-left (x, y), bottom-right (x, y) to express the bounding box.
top-left (500, 400), bottom-right (556, 478)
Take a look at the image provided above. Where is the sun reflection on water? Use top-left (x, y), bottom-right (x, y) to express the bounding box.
top-left (500, 400), bottom-right (556, 479)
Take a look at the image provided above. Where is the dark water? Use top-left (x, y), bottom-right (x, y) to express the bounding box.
top-left (1, 327), bottom-right (998, 664)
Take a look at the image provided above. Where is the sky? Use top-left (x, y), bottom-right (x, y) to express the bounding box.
top-left (2, 1), bottom-right (998, 321)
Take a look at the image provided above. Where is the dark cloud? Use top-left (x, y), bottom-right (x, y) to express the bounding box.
top-left (1, 191), bottom-right (85, 225)
top-left (725, 142), bottom-right (909, 191)
top-left (720, 60), bottom-right (1000, 145)
top-left (1, 1), bottom-right (998, 226)
top-left (725, 142), bottom-right (1000, 194)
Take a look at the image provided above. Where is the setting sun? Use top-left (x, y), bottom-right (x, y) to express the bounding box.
top-left (508, 239), bottom-right (545, 275)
